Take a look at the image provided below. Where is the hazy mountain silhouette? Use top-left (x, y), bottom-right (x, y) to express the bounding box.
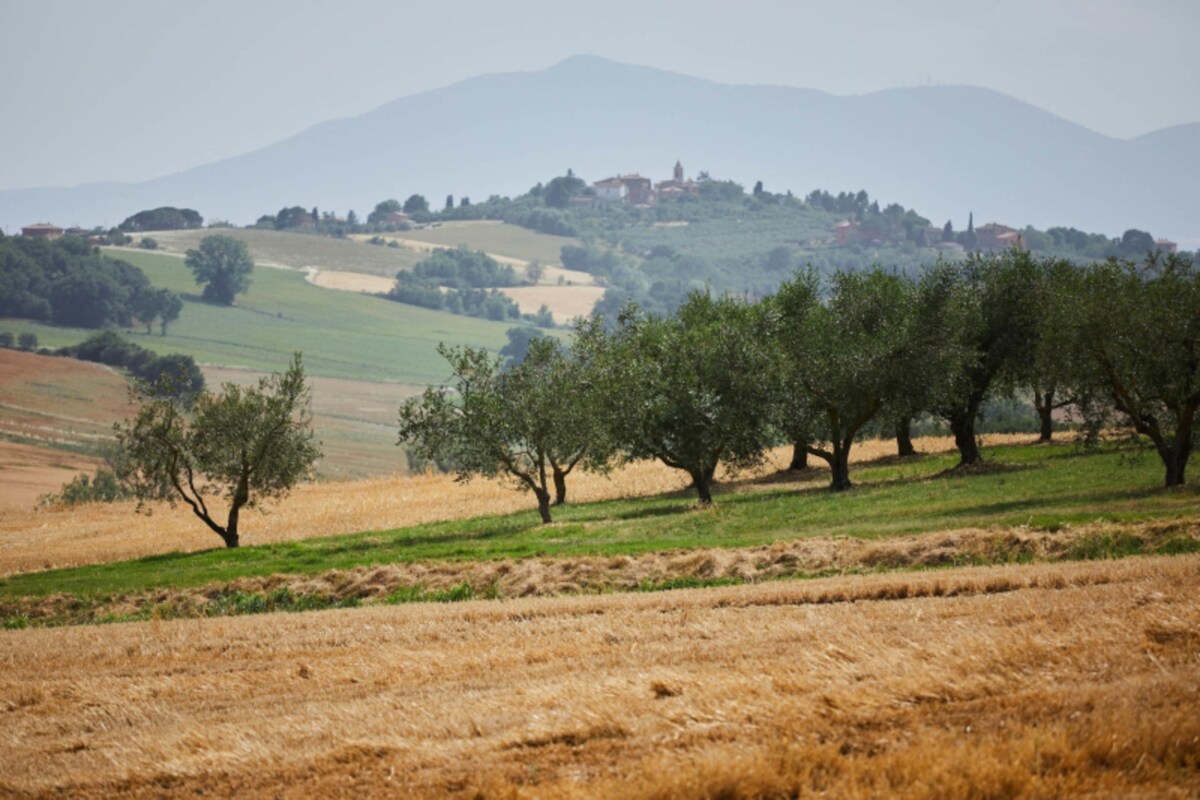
top-left (2, 55), bottom-right (1196, 242)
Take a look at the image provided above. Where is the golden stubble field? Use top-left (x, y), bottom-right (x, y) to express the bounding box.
top-left (1, 556), bottom-right (1197, 798)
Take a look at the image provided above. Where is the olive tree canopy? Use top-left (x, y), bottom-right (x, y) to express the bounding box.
top-left (117, 353), bottom-right (320, 548)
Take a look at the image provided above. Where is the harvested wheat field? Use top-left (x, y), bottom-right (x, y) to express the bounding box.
top-left (1, 556), bottom-right (1197, 798)
top-left (498, 285), bottom-right (608, 324)
top-left (0, 436), bottom-right (1025, 576)
top-left (307, 268), bottom-right (396, 294)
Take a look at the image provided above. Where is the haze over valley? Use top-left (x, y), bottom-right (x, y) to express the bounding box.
top-left (2, 4), bottom-right (1199, 798)
top-left (2, 55), bottom-right (1197, 244)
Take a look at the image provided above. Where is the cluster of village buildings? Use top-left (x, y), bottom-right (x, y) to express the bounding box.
top-left (18, 162), bottom-right (1179, 255)
top-left (576, 161), bottom-right (700, 207)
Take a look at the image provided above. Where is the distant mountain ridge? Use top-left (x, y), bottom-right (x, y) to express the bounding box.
top-left (2, 55), bottom-right (1196, 243)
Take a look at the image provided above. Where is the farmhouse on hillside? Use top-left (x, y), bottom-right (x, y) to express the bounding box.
top-left (21, 223), bottom-right (64, 240)
top-left (976, 223), bottom-right (1025, 252)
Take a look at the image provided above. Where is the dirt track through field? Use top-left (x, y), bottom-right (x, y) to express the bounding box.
top-left (1, 555), bottom-right (1197, 798)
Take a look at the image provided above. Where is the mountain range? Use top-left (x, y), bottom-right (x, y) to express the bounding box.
top-left (2, 55), bottom-right (1196, 243)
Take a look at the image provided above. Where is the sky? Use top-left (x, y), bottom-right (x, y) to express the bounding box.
top-left (1, 0), bottom-right (1197, 191)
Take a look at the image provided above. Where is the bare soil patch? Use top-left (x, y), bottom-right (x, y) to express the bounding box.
top-left (1, 556), bottom-right (1196, 797)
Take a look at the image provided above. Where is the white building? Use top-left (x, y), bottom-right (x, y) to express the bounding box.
top-left (593, 178), bottom-right (627, 203)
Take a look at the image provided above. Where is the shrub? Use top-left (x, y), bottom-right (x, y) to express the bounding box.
top-left (0, 331), bottom-right (13, 348)
top-left (138, 237), bottom-right (159, 250)
top-left (38, 468), bottom-right (130, 508)
top-left (17, 332), bottom-right (37, 351)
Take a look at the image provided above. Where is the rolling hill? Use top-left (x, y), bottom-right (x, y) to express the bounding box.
top-left (1, 56), bottom-right (1195, 243)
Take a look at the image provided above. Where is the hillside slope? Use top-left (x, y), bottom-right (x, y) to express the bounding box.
top-left (1, 56), bottom-right (1195, 242)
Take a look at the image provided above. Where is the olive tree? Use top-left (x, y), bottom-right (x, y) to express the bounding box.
top-left (773, 268), bottom-right (953, 491)
top-left (587, 292), bottom-right (776, 505)
top-left (1021, 257), bottom-right (1086, 442)
top-left (936, 251), bottom-right (1040, 465)
top-left (398, 337), bottom-right (612, 523)
top-left (1066, 254), bottom-right (1200, 486)
top-left (116, 353), bottom-right (320, 548)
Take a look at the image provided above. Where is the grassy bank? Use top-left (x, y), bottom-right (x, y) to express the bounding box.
top-left (1, 442), bottom-right (1196, 626)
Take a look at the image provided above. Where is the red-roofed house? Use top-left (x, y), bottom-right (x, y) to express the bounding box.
top-left (976, 223), bottom-right (1024, 251)
top-left (21, 223), bottom-right (63, 240)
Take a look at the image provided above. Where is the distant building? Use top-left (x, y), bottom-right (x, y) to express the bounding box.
top-left (593, 178), bottom-right (627, 203)
top-left (1155, 239), bottom-right (1178, 254)
top-left (21, 223), bottom-right (63, 240)
top-left (617, 174), bottom-right (653, 205)
top-left (835, 220), bottom-right (860, 244)
top-left (655, 160), bottom-right (700, 198)
top-left (593, 161), bottom-right (699, 205)
top-left (382, 211), bottom-right (411, 225)
top-left (976, 223), bottom-right (1025, 252)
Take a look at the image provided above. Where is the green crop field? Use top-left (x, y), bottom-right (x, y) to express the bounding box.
top-left (128, 228), bottom-right (426, 276)
top-left (384, 220), bottom-right (578, 265)
top-left (24, 249), bottom-right (513, 385)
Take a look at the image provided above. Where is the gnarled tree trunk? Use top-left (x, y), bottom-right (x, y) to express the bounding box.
top-left (552, 467), bottom-right (568, 506)
top-left (788, 438), bottom-right (809, 471)
top-left (948, 408), bottom-right (982, 466)
top-left (895, 418), bottom-right (916, 457)
top-left (534, 487), bottom-right (553, 523)
top-left (1033, 387), bottom-right (1055, 443)
top-left (829, 444), bottom-right (853, 491)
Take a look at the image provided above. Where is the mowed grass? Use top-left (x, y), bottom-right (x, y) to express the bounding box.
top-left (383, 220), bottom-right (578, 266)
top-left (124, 228), bottom-right (426, 276)
top-left (3, 441), bottom-right (1195, 601)
top-left (10, 250), bottom-right (511, 384)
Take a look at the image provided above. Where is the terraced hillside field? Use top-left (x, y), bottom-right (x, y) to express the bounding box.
top-left (0, 348), bottom-right (420, 505)
top-left (0, 349), bottom-right (133, 510)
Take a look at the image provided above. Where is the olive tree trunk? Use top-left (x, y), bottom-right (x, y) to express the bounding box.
top-left (948, 407), bottom-right (983, 466)
top-left (895, 418), bottom-right (916, 457)
top-left (788, 438), bottom-right (809, 471)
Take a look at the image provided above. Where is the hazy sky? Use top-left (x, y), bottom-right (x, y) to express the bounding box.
top-left (2, 0), bottom-right (1196, 190)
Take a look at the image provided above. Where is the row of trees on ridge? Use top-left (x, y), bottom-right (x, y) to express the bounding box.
top-left (399, 250), bottom-right (1199, 522)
